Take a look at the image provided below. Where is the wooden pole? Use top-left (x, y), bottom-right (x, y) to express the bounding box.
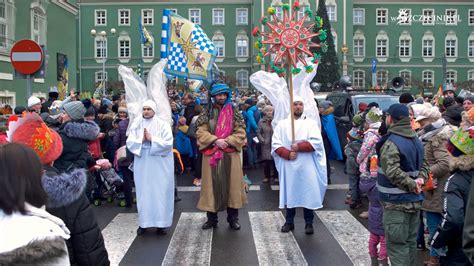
top-left (288, 69), bottom-right (295, 143)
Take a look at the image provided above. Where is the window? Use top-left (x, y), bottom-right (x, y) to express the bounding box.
top-left (353, 8), bottom-right (365, 25)
top-left (376, 70), bottom-right (388, 87)
top-left (95, 37), bottom-right (107, 58)
top-left (213, 8), bottom-right (224, 25)
top-left (446, 70), bottom-right (457, 84)
top-left (236, 34), bottom-right (248, 57)
top-left (212, 32), bottom-right (225, 58)
top-left (95, 9), bottom-right (106, 26)
top-left (446, 9), bottom-right (457, 25)
top-left (169, 8), bottom-right (178, 14)
top-left (353, 70), bottom-right (365, 88)
top-left (469, 39), bottom-right (474, 57)
top-left (399, 36), bottom-right (411, 57)
top-left (142, 9), bottom-right (153, 25)
top-left (274, 6), bottom-right (283, 20)
top-left (0, 90), bottom-right (15, 107)
top-left (353, 38), bottom-right (365, 57)
top-left (118, 9), bottom-right (130, 26)
top-left (118, 37), bottom-right (130, 58)
top-left (297, 6), bottom-right (310, 21)
top-left (399, 70), bottom-right (411, 87)
top-left (468, 70), bottom-right (474, 81)
top-left (0, 1), bottom-right (6, 48)
top-left (376, 38), bottom-right (387, 57)
top-left (376, 8), bottom-right (387, 25)
top-left (423, 9), bottom-right (434, 25)
top-left (142, 36), bottom-right (154, 58)
top-left (95, 71), bottom-right (107, 83)
top-left (422, 70), bottom-right (434, 86)
top-left (31, 8), bottom-right (46, 45)
top-left (236, 70), bottom-right (249, 88)
top-left (445, 36), bottom-right (457, 58)
top-left (236, 8), bottom-right (248, 25)
top-left (398, 9), bottom-right (411, 25)
top-left (189, 9), bottom-right (201, 24)
top-left (469, 10), bottom-right (474, 25)
top-left (423, 38), bottom-right (434, 57)
top-left (327, 5), bottom-right (336, 21)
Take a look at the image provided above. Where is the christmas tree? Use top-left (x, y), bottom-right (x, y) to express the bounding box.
top-left (310, 0), bottom-right (340, 92)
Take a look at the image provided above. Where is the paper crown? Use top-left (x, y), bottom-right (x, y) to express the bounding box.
top-left (7, 112), bottom-right (63, 165)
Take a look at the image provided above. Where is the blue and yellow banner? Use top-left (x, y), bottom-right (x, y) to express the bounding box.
top-left (161, 9), bottom-right (216, 82)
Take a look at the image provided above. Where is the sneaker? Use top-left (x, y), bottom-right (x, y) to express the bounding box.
top-left (359, 211), bottom-right (369, 219)
top-left (193, 178), bottom-right (202, 186)
top-left (349, 200), bottom-right (362, 209)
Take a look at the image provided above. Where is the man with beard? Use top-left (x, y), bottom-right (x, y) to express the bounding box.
top-left (196, 83), bottom-right (247, 230)
top-left (127, 100), bottom-right (174, 235)
top-left (272, 96), bottom-right (327, 235)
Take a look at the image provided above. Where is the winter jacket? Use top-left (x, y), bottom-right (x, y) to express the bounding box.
top-left (175, 126), bottom-right (193, 157)
top-left (0, 204), bottom-right (70, 265)
top-left (183, 102), bottom-right (196, 126)
top-left (256, 117), bottom-right (274, 161)
top-left (419, 120), bottom-right (456, 213)
top-left (463, 172), bottom-right (474, 264)
top-left (54, 120), bottom-right (100, 172)
top-left (431, 154), bottom-right (474, 266)
top-left (42, 166), bottom-right (110, 266)
top-left (320, 107), bottom-right (343, 160)
top-left (360, 177), bottom-right (384, 236)
top-left (357, 128), bottom-right (381, 178)
top-left (245, 105), bottom-right (258, 134)
top-left (377, 117), bottom-right (430, 212)
top-left (113, 118), bottom-right (129, 149)
top-left (344, 141), bottom-right (362, 175)
top-left (443, 104), bottom-right (464, 127)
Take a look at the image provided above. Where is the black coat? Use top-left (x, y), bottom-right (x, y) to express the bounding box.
top-left (54, 120), bottom-right (100, 172)
top-left (183, 102), bottom-right (196, 126)
top-left (42, 166), bottom-right (110, 266)
top-left (431, 154), bottom-right (474, 266)
top-left (443, 104), bottom-right (464, 127)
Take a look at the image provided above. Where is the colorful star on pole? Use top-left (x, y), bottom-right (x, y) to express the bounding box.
top-left (253, 1), bottom-right (326, 77)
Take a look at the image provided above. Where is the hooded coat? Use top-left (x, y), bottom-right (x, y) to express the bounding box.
top-left (42, 166), bottom-right (110, 266)
top-left (431, 154), bottom-right (474, 265)
top-left (256, 116), bottom-right (273, 161)
top-left (54, 120), bottom-right (100, 172)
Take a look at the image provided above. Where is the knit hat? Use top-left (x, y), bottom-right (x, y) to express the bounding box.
top-left (415, 106), bottom-right (442, 122)
top-left (387, 104), bottom-right (409, 120)
top-left (447, 127), bottom-right (474, 156)
top-left (366, 107), bottom-right (383, 124)
top-left (358, 102), bottom-right (368, 112)
top-left (464, 95), bottom-right (474, 104)
top-left (118, 106), bottom-right (128, 113)
top-left (102, 98), bottom-right (113, 107)
top-left (210, 83), bottom-right (231, 97)
top-left (84, 107), bottom-right (96, 118)
top-left (27, 96), bottom-right (41, 108)
top-left (63, 101), bottom-right (86, 120)
top-left (8, 112), bottom-right (63, 165)
top-left (352, 114), bottom-right (362, 127)
top-left (320, 100), bottom-right (332, 110)
top-left (399, 93), bottom-right (414, 104)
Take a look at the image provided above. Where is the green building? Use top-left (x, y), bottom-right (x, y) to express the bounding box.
top-left (0, 0), bottom-right (78, 107)
top-left (77, 0), bottom-right (474, 95)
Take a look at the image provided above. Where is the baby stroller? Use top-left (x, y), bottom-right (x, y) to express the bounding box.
top-left (92, 168), bottom-right (126, 207)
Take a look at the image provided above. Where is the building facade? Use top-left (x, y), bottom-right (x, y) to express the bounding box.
top-left (0, 0), bottom-right (78, 107)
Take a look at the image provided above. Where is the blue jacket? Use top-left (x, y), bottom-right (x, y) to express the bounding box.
top-left (245, 105), bottom-right (258, 134)
top-left (175, 130), bottom-right (193, 157)
top-left (321, 113), bottom-right (343, 160)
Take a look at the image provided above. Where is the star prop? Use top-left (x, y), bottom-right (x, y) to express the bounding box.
top-left (253, 1), bottom-right (326, 77)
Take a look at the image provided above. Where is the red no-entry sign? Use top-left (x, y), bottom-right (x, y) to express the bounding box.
top-left (10, 39), bottom-right (44, 75)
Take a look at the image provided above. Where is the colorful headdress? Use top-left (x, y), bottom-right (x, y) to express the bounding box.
top-left (7, 112), bottom-right (63, 165)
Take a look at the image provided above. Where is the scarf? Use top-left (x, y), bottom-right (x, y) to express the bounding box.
top-left (418, 118), bottom-right (446, 142)
top-left (209, 104), bottom-right (233, 167)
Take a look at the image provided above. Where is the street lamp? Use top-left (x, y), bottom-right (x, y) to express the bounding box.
top-left (341, 44), bottom-right (349, 76)
top-left (91, 28), bottom-right (116, 97)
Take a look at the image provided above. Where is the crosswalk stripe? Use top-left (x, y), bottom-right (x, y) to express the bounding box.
top-left (249, 211), bottom-right (308, 265)
top-left (270, 184), bottom-right (349, 190)
top-left (101, 213), bottom-right (138, 266)
top-left (162, 212), bottom-right (212, 265)
top-left (316, 210), bottom-right (370, 266)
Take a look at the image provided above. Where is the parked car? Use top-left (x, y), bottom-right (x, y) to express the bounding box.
top-left (325, 91), bottom-right (400, 158)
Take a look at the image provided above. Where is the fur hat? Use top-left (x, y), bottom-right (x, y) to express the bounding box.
top-left (63, 101), bottom-right (86, 120)
top-left (447, 127), bottom-right (474, 156)
top-left (415, 106), bottom-right (442, 122)
top-left (27, 96), bottom-right (41, 108)
top-left (118, 106), bottom-right (128, 114)
top-left (366, 107), bottom-right (383, 124)
top-left (8, 113), bottom-right (63, 165)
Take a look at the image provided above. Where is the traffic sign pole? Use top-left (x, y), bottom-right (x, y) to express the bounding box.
top-left (26, 74), bottom-right (32, 99)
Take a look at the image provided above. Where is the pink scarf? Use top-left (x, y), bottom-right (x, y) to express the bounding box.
top-left (209, 104), bottom-right (233, 167)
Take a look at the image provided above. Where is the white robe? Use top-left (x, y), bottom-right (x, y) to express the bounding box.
top-left (272, 117), bottom-right (327, 209)
top-left (127, 116), bottom-right (174, 228)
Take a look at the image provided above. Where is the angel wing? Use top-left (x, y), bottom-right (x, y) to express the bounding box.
top-left (118, 65), bottom-right (147, 135)
top-left (249, 71), bottom-right (289, 129)
top-left (292, 60), bottom-right (321, 129)
top-left (146, 59), bottom-right (172, 126)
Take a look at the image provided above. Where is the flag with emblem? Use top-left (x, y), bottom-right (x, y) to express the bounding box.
top-left (161, 9), bottom-right (216, 82)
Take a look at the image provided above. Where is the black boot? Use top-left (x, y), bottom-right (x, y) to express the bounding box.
top-left (229, 221), bottom-right (241, 230)
top-left (174, 188), bottom-right (181, 202)
top-left (305, 224), bottom-right (314, 235)
top-left (202, 221), bottom-right (217, 230)
top-left (137, 227), bottom-right (146, 235)
top-left (281, 223), bottom-right (295, 233)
